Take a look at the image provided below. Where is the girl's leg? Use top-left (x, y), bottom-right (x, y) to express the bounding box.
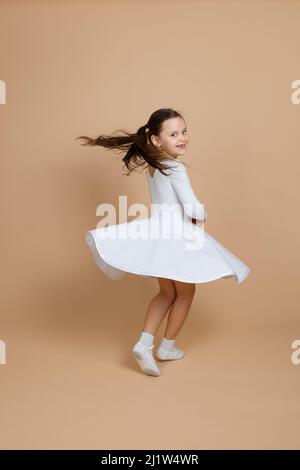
top-left (141, 277), bottom-right (177, 335)
top-left (163, 280), bottom-right (196, 340)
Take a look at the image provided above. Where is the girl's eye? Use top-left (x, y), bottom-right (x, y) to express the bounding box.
top-left (171, 130), bottom-right (187, 137)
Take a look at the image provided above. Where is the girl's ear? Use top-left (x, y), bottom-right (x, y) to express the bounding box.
top-left (150, 135), bottom-right (158, 147)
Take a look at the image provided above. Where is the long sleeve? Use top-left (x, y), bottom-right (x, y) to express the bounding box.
top-left (167, 160), bottom-right (207, 221)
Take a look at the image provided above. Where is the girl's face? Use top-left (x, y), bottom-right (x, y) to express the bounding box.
top-left (151, 117), bottom-right (189, 158)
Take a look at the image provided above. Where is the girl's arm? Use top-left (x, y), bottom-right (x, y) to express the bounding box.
top-left (167, 160), bottom-right (208, 221)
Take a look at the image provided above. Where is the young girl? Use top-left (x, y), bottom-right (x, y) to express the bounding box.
top-left (77, 108), bottom-right (250, 378)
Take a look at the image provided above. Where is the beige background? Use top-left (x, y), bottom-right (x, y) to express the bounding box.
top-left (0, 0), bottom-right (299, 450)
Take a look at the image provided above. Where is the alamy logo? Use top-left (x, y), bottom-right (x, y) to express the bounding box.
top-left (93, 196), bottom-right (206, 251)
top-left (291, 340), bottom-right (300, 365)
top-left (291, 80), bottom-right (300, 104)
top-left (0, 340), bottom-right (6, 365)
top-left (0, 80), bottom-right (6, 104)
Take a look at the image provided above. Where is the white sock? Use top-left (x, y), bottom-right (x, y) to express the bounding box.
top-left (138, 331), bottom-right (154, 347)
top-left (160, 337), bottom-right (176, 350)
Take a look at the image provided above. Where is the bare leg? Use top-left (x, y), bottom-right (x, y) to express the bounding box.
top-left (142, 277), bottom-right (177, 335)
top-left (163, 280), bottom-right (196, 339)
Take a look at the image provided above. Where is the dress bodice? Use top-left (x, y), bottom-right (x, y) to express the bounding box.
top-left (146, 159), bottom-right (207, 220)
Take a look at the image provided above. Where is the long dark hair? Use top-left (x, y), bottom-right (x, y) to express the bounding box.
top-left (76, 108), bottom-right (187, 176)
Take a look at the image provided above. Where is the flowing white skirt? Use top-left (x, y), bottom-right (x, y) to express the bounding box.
top-left (85, 212), bottom-right (250, 284)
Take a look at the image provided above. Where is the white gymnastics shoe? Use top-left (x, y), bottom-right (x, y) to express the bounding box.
top-left (132, 343), bottom-right (160, 377)
top-left (156, 346), bottom-right (185, 361)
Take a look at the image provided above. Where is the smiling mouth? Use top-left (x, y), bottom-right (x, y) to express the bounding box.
top-left (176, 145), bottom-right (186, 148)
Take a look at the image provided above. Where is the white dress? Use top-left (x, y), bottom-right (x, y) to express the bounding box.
top-left (85, 159), bottom-right (251, 284)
